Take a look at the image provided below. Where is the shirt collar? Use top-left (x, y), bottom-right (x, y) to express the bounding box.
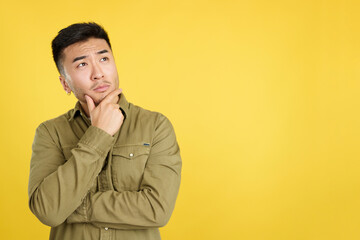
top-left (69, 92), bottom-right (130, 121)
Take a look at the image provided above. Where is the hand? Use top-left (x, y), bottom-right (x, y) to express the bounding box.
top-left (85, 89), bottom-right (124, 136)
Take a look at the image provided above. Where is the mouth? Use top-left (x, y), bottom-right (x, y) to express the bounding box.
top-left (93, 84), bottom-right (110, 93)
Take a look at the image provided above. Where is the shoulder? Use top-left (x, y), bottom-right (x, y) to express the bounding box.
top-left (35, 109), bottom-right (74, 142)
top-left (39, 109), bottom-right (73, 129)
top-left (128, 102), bottom-right (172, 127)
top-left (128, 103), bottom-right (177, 144)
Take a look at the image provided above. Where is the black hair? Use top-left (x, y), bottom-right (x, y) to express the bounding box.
top-left (51, 22), bottom-right (112, 74)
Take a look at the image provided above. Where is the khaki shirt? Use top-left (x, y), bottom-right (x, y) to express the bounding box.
top-left (28, 94), bottom-right (182, 240)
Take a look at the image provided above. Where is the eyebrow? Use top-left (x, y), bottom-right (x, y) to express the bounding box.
top-left (72, 49), bottom-right (109, 63)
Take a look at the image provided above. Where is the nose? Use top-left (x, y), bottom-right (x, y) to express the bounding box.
top-left (91, 62), bottom-right (104, 81)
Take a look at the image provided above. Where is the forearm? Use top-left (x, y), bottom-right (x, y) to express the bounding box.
top-left (29, 125), bottom-right (114, 227)
top-left (92, 184), bottom-right (180, 229)
top-left (68, 150), bottom-right (181, 229)
top-left (68, 183), bottom-right (180, 229)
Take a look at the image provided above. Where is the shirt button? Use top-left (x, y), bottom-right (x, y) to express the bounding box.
top-left (105, 227), bottom-right (108, 230)
top-left (129, 153), bottom-right (134, 157)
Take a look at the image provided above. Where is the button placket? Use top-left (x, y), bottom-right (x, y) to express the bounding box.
top-left (100, 227), bottom-right (111, 240)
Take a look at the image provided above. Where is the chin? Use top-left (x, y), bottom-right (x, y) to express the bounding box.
top-left (93, 97), bottom-right (104, 106)
top-left (94, 93), bottom-right (108, 105)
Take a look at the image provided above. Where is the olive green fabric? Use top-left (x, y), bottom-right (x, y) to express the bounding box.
top-left (28, 94), bottom-right (182, 240)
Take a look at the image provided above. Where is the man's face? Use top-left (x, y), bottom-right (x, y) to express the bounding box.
top-left (59, 38), bottom-right (119, 106)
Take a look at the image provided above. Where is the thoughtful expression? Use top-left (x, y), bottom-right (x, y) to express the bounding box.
top-left (60, 38), bottom-right (119, 106)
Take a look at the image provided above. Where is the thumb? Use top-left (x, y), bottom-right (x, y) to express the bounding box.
top-left (85, 95), bottom-right (95, 113)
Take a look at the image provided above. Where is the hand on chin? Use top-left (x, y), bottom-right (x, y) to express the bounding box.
top-left (93, 91), bottom-right (117, 106)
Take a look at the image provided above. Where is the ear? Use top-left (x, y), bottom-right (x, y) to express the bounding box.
top-left (59, 75), bottom-right (71, 93)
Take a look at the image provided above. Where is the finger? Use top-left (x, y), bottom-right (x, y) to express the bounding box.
top-left (112, 103), bottom-right (121, 110)
top-left (102, 88), bottom-right (123, 103)
top-left (85, 95), bottom-right (95, 113)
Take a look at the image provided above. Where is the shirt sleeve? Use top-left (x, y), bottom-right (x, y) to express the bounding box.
top-left (28, 124), bottom-right (115, 227)
top-left (67, 114), bottom-right (182, 229)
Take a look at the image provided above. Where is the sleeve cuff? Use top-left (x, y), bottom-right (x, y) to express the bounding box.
top-left (78, 126), bottom-right (115, 155)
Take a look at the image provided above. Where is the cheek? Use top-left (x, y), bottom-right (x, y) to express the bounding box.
top-left (104, 64), bottom-right (118, 76)
top-left (71, 73), bottom-right (90, 88)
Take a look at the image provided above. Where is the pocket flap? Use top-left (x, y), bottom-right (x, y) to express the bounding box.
top-left (112, 145), bottom-right (150, 160)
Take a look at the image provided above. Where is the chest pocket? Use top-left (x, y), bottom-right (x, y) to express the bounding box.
top-left (111, 145), bottom-right (150, 191)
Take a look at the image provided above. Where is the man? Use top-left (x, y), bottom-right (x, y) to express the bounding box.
top-left (28, 22), bottom-right (182, 240)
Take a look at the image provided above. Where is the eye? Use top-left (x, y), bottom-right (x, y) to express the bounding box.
top-left (77, 62), bottom-right (87, 68)
top-left (100, 57), bottom-right (109, 62)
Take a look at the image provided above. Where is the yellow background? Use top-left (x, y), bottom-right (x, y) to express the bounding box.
top-left (1, 0), bottom-right (360, 239)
